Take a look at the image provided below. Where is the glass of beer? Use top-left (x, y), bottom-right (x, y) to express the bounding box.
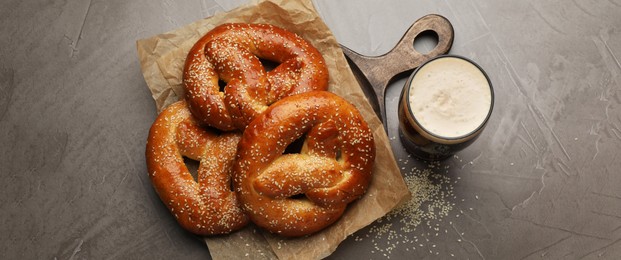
top-left (398, 55), bottom-right (494, 160)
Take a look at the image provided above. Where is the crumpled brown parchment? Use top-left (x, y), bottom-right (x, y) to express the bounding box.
top-left (136, 0), bottom-right (410, 259)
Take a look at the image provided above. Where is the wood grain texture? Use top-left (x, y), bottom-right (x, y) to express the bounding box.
top-left (341, 14), bottom-right (454, 124)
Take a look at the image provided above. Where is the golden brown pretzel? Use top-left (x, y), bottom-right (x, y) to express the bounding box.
top-left (233, 91), bottom-right (375, 237)
top-left (146, 101), bottom-right (248, 235)
top-left (183, 23), bottom-right (329, 131)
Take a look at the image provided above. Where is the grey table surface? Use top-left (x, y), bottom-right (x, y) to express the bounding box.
top-left (1, 0), bottom-right (620, 259)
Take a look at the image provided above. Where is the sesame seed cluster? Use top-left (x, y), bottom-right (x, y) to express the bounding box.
top-left (182, 23), bottom-right (329, 131)
top-left (145, 23), bottom-right (376, 238)
top-left (146, 101), bottom-right (249, 235)
top-left (234, 91), bottom-right (376, 237)
top-left (354, 159), bottom-right (458, 258)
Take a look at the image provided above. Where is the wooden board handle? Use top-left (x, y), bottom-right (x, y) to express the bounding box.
top-left (341, 14), bottom-right (454, 124)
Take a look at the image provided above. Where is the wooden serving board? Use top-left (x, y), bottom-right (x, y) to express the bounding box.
top-left (340, 14), bottom-right (454, 125)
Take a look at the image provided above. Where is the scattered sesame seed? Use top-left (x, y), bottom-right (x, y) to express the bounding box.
top-left (355, 160), bottom-right (457, 257)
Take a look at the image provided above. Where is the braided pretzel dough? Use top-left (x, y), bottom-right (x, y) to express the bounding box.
top-left (146, 101), bottom-right (248, 235)
top-left (183, 23), bottom-right (329, 131)
top-left (234, 91), bottom-right (375, 237)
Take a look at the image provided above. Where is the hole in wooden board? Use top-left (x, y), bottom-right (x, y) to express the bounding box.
top-left (413, 30), bottom-right (439, 54)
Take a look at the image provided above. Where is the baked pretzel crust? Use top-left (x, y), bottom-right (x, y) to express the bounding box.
top-left (146, 101), bottom-right (248, 235)
top-left (183, 23), bottom-right (329, 131)
top-left (234, 91), bottom-right (375, 237)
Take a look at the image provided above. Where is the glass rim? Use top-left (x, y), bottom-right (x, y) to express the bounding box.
top-left (404, 54), bottom-right (495, 142)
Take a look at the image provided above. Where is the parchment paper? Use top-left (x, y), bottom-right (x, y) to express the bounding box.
top-left (136, 0), bottom-right (410, 259)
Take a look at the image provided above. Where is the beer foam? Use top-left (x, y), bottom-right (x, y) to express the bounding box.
top-left (408, 56), bottom-right (491, 138)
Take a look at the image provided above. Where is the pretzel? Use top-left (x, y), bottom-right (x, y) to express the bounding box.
top-left (183, 23), bottom-right (329, 131)
top-left (233, 91), bottom-right (375, 237)
top-left (146, 101), bottom-right (248, 235)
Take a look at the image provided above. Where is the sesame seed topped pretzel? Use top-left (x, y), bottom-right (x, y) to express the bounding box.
top-left (146, 101), bottom-right (248, 235)
top-left (234, 91), bottom-right (376, 237)
top-left (183, 23), bottom-right (330, 131)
